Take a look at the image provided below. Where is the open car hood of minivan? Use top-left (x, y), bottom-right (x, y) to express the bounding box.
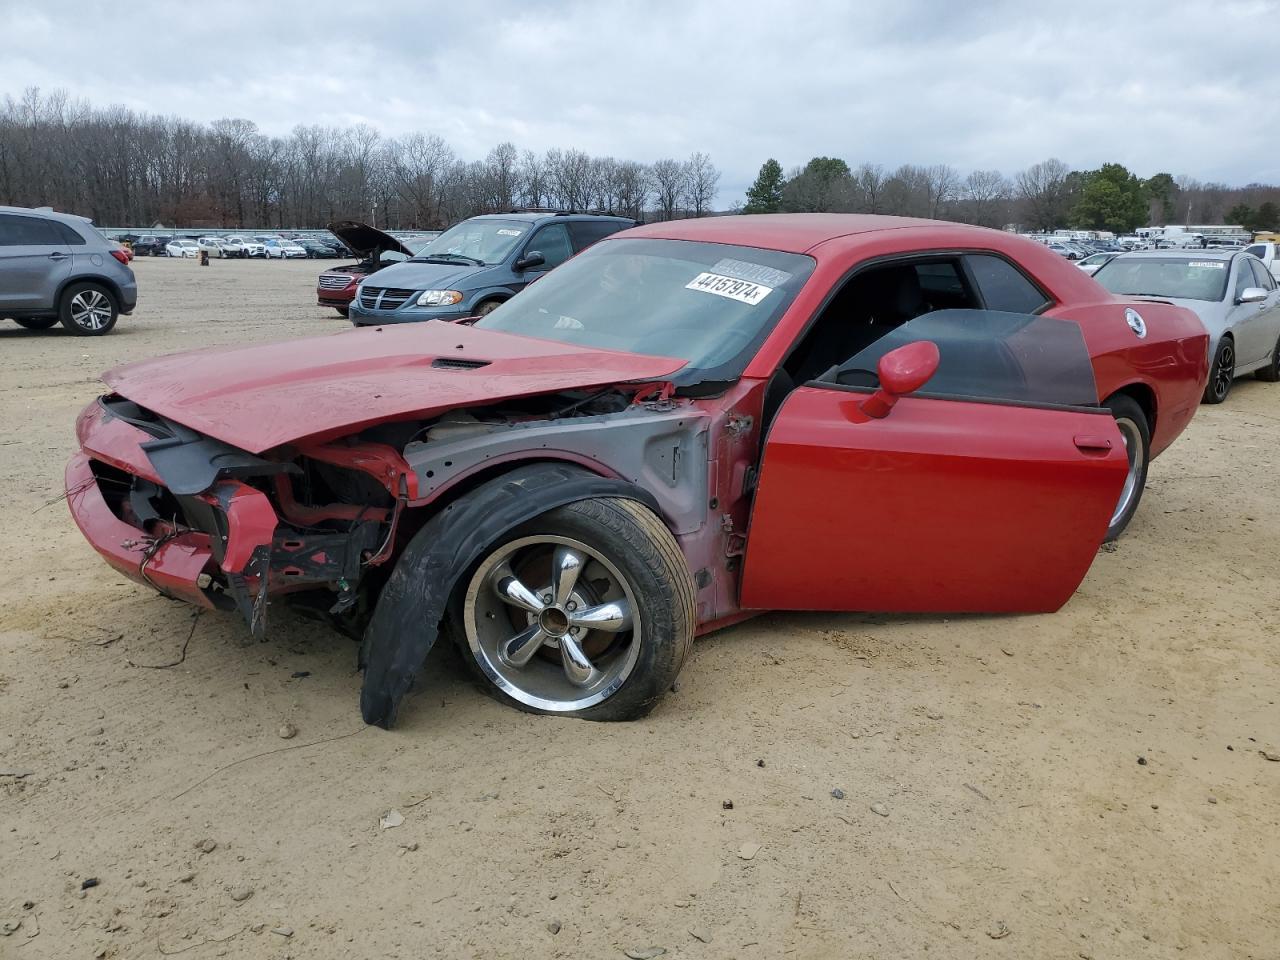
top-left (327, 220), bottom-right (414, 258)
top-left (102, 322), bottom-right (687, 454)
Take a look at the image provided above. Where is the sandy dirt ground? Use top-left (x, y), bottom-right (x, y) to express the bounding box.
top-left (0, 256), bottom-right (1278, 960)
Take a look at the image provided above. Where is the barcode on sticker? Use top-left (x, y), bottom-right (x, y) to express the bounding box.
top-left (685, 272), bottom-right (773, 305)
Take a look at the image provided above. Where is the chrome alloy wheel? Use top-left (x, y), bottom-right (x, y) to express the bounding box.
top-left (463, 535), bottom-right (642, 712)
top-left (1110, 416), bottom-right (1146, 529)
top-left (69, 289), bottom-right (113, 331)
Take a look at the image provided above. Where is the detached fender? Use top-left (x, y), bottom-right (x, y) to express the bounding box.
top-left (359, 462), bottom-right (661, 729)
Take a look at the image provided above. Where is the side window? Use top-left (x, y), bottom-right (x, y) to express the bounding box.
top-left (0, 214), bottom-right (63, 246)
top-left (1249, 258), bottom-right (1275, 291)
top-left (526, 223), bottom-right (573, 270)
top-left (965, 254), bottom-right (1052, 313)
top-left (55, 221), bottom-right (87, 245)
top-left (568, 220), bottom-right (628, 252)
top-left (1234, 260), bottom-right (1254, 300)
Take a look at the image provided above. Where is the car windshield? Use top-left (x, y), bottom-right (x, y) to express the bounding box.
top-left (414, 219), bottom-right (530, 265)
top-left (475, 237), bottom-right (816, 382)
top-left (1093, 257), bottom-right (1230, 302)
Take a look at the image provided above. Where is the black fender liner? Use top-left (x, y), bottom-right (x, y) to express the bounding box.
top-left (359, 462), bottom-right (662, 729)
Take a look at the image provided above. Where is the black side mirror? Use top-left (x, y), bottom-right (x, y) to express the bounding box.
top-left (515, 251), bottom-right (546, 271)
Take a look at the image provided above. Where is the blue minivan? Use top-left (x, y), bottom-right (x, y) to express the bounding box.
top-left (347, 211), bottom-right (635, 325)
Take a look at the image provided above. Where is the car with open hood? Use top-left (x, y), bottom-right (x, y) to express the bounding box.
top-left (315, 221), bottom-right (420, 317)
top-left (345, 212), bottom-right (635, 326)
top-left (67, 214), bottom-right (1209, 729)
top-left (1092, 250), bottom-right (1280, 403)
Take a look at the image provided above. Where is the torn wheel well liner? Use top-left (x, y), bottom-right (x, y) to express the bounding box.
top-left (358, 462), bottom-right (662, 729)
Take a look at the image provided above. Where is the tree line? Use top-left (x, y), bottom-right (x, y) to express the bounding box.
top-left (0, 89), bottom-right (721, 229)
top-left (742, 156), bottom-right (1280, 233)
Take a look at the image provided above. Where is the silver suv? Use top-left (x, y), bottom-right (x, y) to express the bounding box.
top-left (0, 205), bottom-right (138, 336)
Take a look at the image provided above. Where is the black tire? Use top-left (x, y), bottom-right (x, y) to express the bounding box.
top-left (451, 497), bottom-right (695, 721)
top-left (1102, 394), bottom-right (1150, 542)
top-left (474, 299), bottom-right (504, 317)
top-left (58, 282), bottom-right (119, 336)
top-left (13, 317), bottom-right (59, 330)
top-left (1256, 334), bottom-right (1280, 382)
top-left (1203, 337), bottom-right (1234, 403)
top-left (335, 306), bottom-right (349, 318)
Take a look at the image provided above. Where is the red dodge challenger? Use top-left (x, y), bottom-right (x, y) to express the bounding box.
top-left (67, 215), bottom-right (1209, 728)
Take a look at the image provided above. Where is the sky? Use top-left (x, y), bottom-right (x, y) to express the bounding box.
top-left (3, 0), bottom-right (1278, 206)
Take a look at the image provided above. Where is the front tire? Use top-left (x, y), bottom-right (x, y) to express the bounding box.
top-left (59, 283), bottom-right (118, 336)
top-left (335, 306), bottom-right (349, 318)
top-left (454, 498), bottom-right (695, 720)
top-left (474, 299), bottom-right (504, 317)
top-left (1203, 338), bottom-right (1234, 403)
top-left (1102, 394), bottom-right (1150, 541)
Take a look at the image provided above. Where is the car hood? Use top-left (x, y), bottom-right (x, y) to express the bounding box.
top-left (327, 220), bottom-right (413, 258)
top-left (102, 322), bottom-right (686, 454)
top-left (360, 259), bottom-right (480, 290)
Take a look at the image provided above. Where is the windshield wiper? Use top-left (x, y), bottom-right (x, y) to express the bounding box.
top-left (414, 253), bottom-right (485, 266)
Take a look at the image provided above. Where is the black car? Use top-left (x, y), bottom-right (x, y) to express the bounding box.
top-left (131, 236), bottom-right (167, 256)
top-left (295, 238), bottom-right (338, 259)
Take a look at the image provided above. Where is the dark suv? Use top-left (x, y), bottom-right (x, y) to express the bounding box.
top-left (0, 205), bottom-right (138, 336)
top-left (346, 211), bottom-right (634, 325)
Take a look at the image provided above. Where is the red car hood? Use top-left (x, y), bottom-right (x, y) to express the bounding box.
top-left (103, 322), bottom-right (686, 453)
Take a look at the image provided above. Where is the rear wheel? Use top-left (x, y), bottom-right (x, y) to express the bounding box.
top-left (454, 498), bottom-right (695, 720)
top-left (1103, 394), bottom-right (1150, 542)
top-left (1203, 338), bottom-right (1234, 403)
top-left (59, 283), bottom-right (118, 336)
top-left (14, 317), bottom-right (59, 330)
top-left (1255, 334), bottom-right (1280, 382)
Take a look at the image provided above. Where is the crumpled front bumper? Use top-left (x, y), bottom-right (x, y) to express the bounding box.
top-left (66, 451), bottom-right (217, 608)
top-left (67, 402), bottom-right (281, 618)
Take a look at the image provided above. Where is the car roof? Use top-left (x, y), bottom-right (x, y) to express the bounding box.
top-left (0, 204), bottom-right (92, 224)
top-left (621, 213), bottom-right (1009, 254)
top-left (467, 212), bottom-right (635, 225)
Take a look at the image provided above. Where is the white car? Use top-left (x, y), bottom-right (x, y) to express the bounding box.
top-left (165, 239), bottom-right (200, 258)
top-left (217, 237), bottom-right (247, 258)
top-left (1243, 241), bottom-right (1280, 282)
top-left (265, 238), bottom-right (307, 259)
top-left (226, 236), bottom-right (266, 258)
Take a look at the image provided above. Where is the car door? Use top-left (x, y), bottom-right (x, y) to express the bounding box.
top-left (0, 213), bottom-right (71, 313)
top-left (1246, 258), bottom-right (1280, 360)
top-left (740, 310), bottom-right (1128, 614)
top-left (1227, 257), bottom-right (1271, 367)
top-left (513, 223), bottom-right (573, 291)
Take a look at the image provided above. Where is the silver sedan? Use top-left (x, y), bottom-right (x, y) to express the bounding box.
top-left (1092, 250), bottom-right (1280, 403)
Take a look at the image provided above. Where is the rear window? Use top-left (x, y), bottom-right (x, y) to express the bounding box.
top-left (1093, 257), bottom-right (1229, 302)
top-left (1245, 245), bottom-right (1267, 259)
top-left (966, 254), bottom-right (1051, 313)
top-left (569, 219), bottom-right (630, 250)
top-left (825, 309), bottom-right (1099, 409)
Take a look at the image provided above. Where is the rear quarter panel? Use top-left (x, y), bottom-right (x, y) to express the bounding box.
top-left (1046, 298), bottom-right (1209, 458)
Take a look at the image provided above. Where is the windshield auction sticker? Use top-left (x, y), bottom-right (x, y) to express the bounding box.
top-left (1188, 261), bottom-right (1225, 269)
top-left (496, 228), bottom-right (524, 237)
top-left (685, 272), bottom-right (773, 305)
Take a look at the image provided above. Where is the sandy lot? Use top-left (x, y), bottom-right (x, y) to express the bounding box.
top-left (1, 256), bottom-right (1278, 959)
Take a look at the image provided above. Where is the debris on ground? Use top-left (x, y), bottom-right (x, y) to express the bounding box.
top-left (831, 788), bottom-right (845, 799)
top-left (689, 926), bottom-right (712, 943)
top-left (80, 878), bottom-right (99, 890)
top-left (277, 721), bottom-right (298, 740)
top-left (721, 799), bottom-right (734, 810)
top-left (228, 886), bottom-right (253, 902)
top-left (0, 919), bottom-right (20, 936)
top-left (1261, 750), bottom-right (1280, 762)
top-left (624, 948), bottom-right (666, 959)
top-left (988, 920), bottom-right (1011, 939)
top-left (380, 809), bottom-right (405, 830)
top-left (546, 920), bottom-right (561, 934)
top-left (196, 838), bottom-right (217, 855)
top-left (870, 802), bottom-right (890, 817)
top-left (737, 842), bottom-right (761, 861)
top-left (271, 926), bottom-right (293, 937)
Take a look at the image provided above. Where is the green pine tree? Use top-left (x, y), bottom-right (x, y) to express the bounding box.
top-left (744, 159), bottom-right (784, 214)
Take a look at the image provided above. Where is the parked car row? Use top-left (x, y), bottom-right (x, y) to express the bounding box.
top-left (121, 232), bottom-right (354, 259)
top-left (67, 212), bottom-right (1214, 727)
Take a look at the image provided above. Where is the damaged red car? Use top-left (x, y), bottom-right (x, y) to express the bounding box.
top-left (67, 214), bottom-right (1210, 728)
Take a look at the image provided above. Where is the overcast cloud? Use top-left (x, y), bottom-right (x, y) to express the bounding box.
top-left (2, 0), bottom-right (1277, 205)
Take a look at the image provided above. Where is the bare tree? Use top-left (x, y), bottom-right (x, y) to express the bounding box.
top-left (1015, 158), bottom-right (1072, 231)
top-left (683, 151), bottom-right (721, 217)
top-left (650, 158), bottom-right (687, 221)
top-left (958, 169), bottom-right (1011, 227)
